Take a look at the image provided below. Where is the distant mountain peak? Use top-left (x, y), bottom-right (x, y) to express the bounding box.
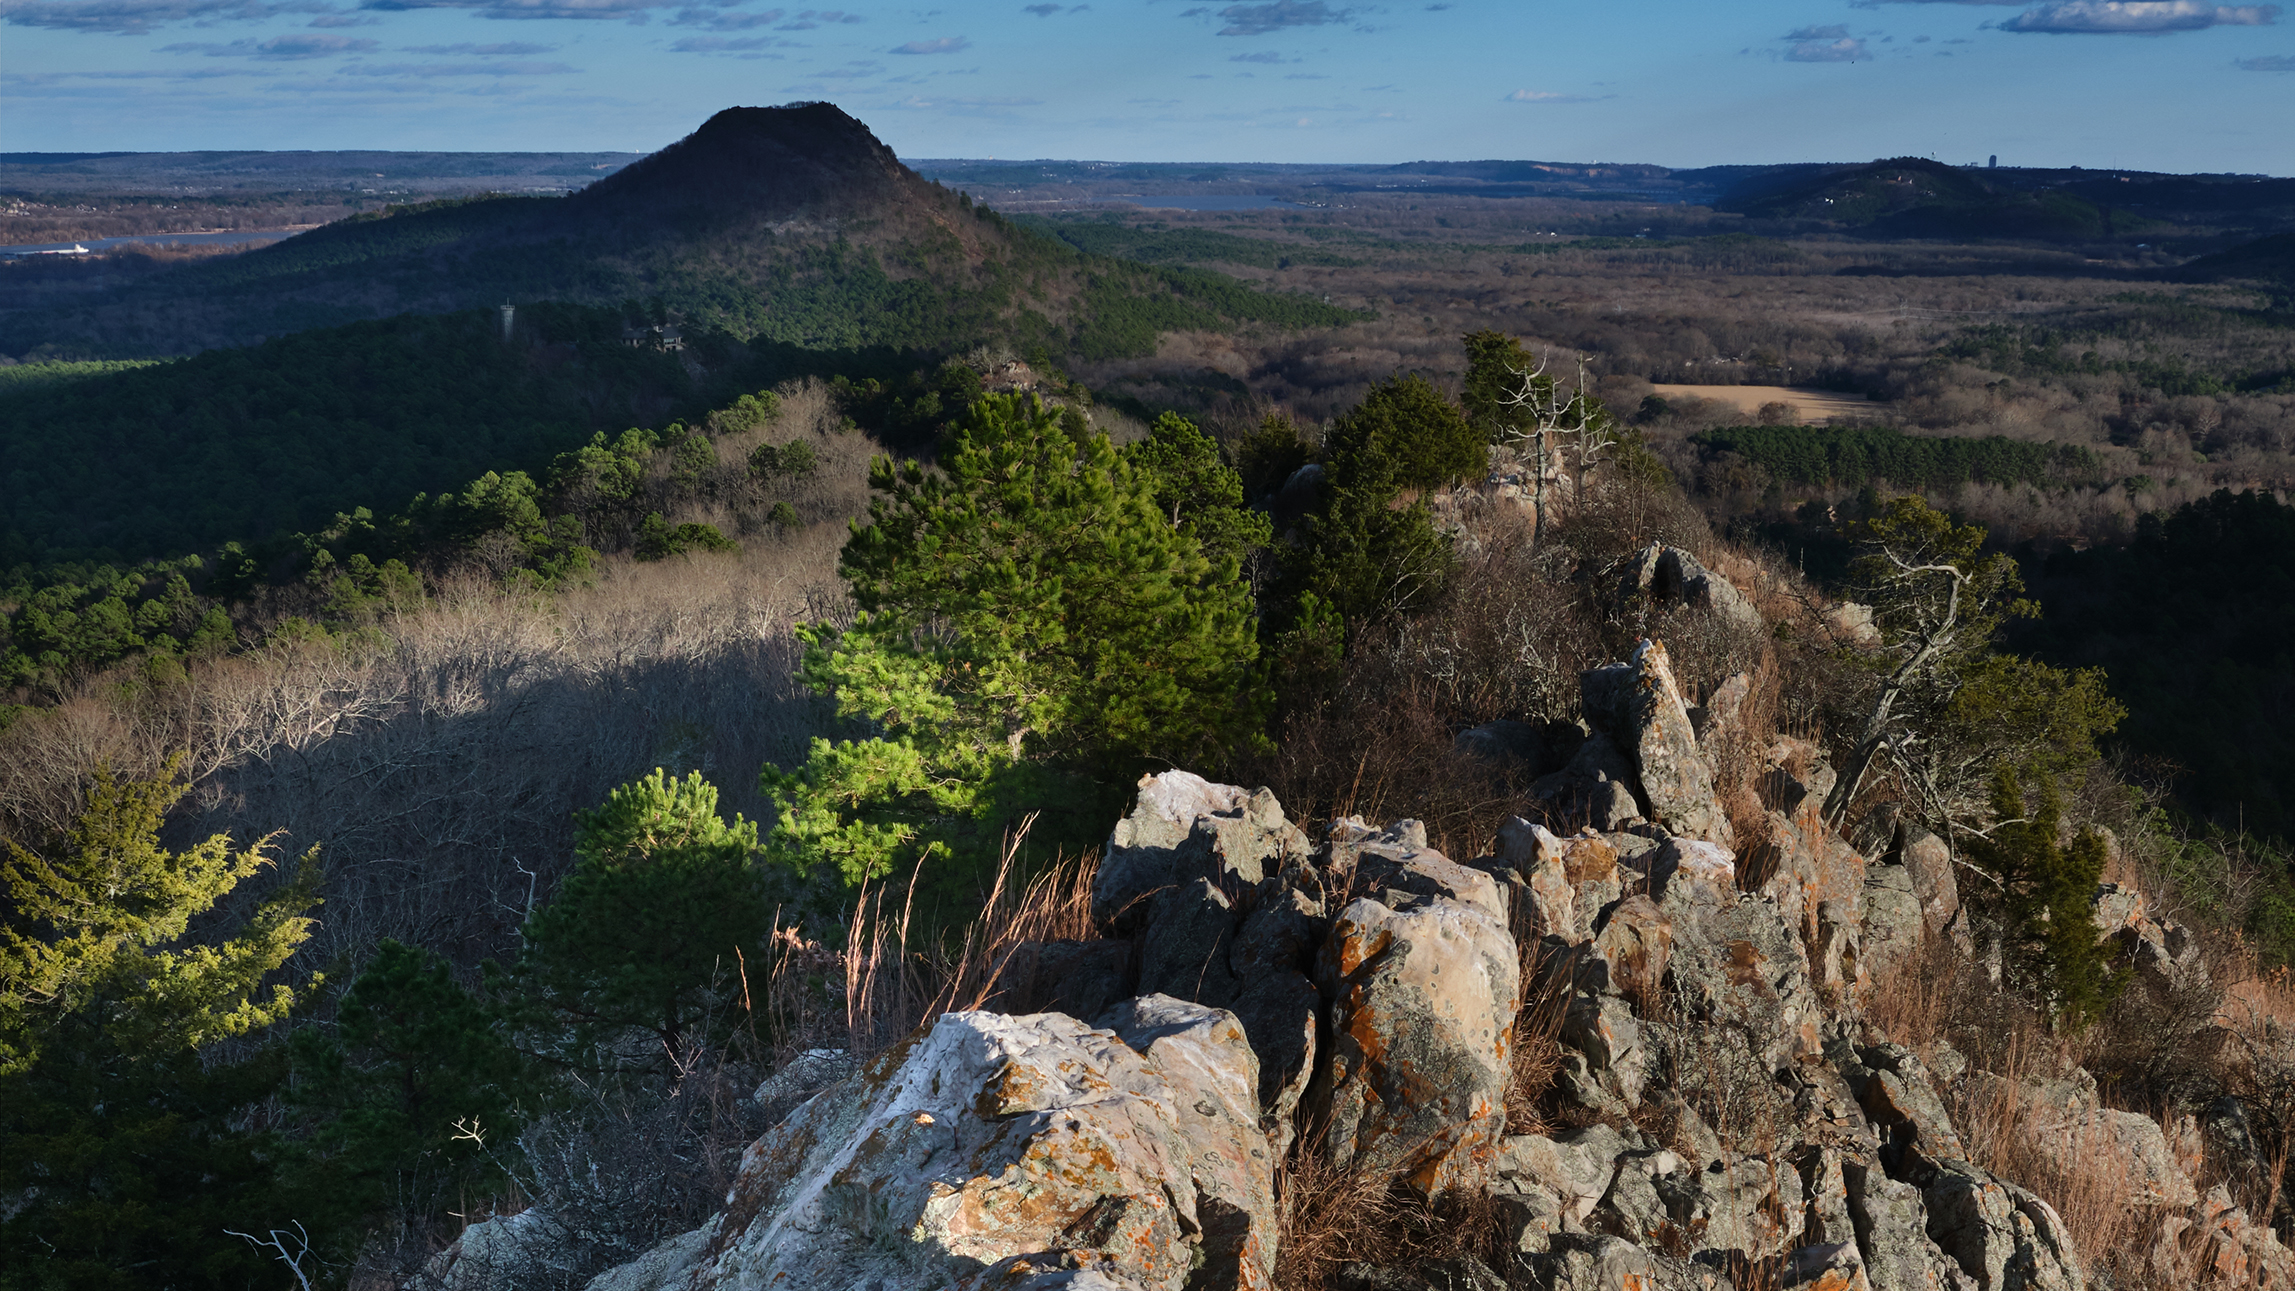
top-left (569, 102), bottom-right (926, 228)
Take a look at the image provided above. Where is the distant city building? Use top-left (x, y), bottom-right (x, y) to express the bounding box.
top-left (1989, 155), bottom-right (1998, 169)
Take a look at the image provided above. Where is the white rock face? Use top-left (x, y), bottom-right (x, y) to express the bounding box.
top-left (692, 1000), bottom-right (1275, 1291)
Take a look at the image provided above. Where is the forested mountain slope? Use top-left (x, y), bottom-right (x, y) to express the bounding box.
top-left (1, 103), bottom-right (1359, 361)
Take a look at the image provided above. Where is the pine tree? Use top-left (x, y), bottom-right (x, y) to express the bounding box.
top-left (0, 759), bottom-right (319, 1075)
top-left (1968, 769), bottom-right (2127, 1028)
top-left (0, 760), bottom-right (321, 1286)
top-left (289, 941), bottom-right (528, 1234)
top-left (765, 393), bottom-right (1265, 889)
top-left (513, 769), bottom-right (769, 1065)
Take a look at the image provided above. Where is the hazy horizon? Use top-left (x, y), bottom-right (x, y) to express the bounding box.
top-left (3, 1), bottom-right (2291, 175)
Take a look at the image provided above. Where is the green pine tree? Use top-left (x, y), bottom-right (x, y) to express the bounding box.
top-left (289, 941), bottom-right (528, 1241)
top-left (513, 769), bottom-right (769, 1066)
top-left (0, 760), bottom-right (323, 1288)
top-left (764, 392), bottom-right (1265, 890)
top-left (1967, 768), bottom-right (2127, 1029)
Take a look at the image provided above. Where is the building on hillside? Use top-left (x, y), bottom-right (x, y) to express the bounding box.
top-left (621, 323), bottom-right (685, 351)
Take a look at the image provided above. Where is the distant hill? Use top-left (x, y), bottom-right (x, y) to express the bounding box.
top-left (1, 104), bottom-right (1361, 362)
top-left (1716, 157), bottom-right (2293, 244)
top-left (1716, 157), bottom-right (2132, 240)
top-left (2180, 232), bottom-right (2295, 285)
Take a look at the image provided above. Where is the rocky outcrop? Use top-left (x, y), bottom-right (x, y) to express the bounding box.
top-left (560, 639), bottom-right (2295, 1291)
top-left (1580, 640), bottom-right (1732, 845)
top-left (1313, 820), bottom-right (1521, 1197)
top-left (688, 1001), bottom-right (1273, 1291)
top-left (1620, 543), bottom-right (1765, 635)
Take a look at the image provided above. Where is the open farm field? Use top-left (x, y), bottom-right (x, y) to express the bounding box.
top-left (1647, 384), bottom-right (1883, 423)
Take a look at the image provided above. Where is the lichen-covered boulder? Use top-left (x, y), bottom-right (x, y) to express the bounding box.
top-left (1530, 731), bottom-right (1644, 833)
top-left (1097, 772), bottom-right (1308, 933)
top-left (1580, 639), bottom-right (1732, 846)
top-left (1620, 544), bottom-right (1766, 635)
top-left (1667, 892), bottom-right (1827, 1072)
top-left (584, 1222), bottom-right (717, 1291)
top-left (421, 1209), bottom-right (578, 1291)
top-left (1312, 830), bottom-right (1520, 1197)
top-left (695, 1002), bottom-right (1276, 1291)
top-left (1961, 1072), bottom-right (2196, 1209)
top-left (1591, 895), bottom-right (1672, 1002)
top-left (1493, 817), bottom-right (1582, 942)
top-left (1838, 1043), bottom-right (1966, 1166)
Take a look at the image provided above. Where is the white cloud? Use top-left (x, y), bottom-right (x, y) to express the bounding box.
top-left (402, 39), bottom-right (554, 51)
top-left (1503, 87), bottom-right (1608, 102)
top-left (163, 32), bottom-right (378, 55)
top-left (340, 57), bottom-right (576, 71)
top-left (1999, 0), bottom-right (2279, 30)
top-left (0, 0), bottom-right (315, 34)
top-left (1212, 0), bottom-right (1349, 36)
top-left (1782, 25), bottom-right (1872, 59)
top-left (892, 34), bottom-right (967, 52)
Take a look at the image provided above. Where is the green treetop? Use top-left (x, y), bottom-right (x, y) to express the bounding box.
top-left (513, 769), bottom-right (770, 1066)
top-left (0, 760), bottom-right (319, 1076)
top-left (1967, 769), bottom-right (2127, 1028)
top-left (765, 393), bottom-right (1265, 890)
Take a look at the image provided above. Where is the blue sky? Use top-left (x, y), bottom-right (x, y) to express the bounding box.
top-left (3, 0), bottom-right (2289, 172)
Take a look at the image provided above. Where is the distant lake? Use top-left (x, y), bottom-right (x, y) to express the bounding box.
top-left (1123, 195), bottom-right (1307, 211)
top-left (1, 228), bottom-right (303, 256)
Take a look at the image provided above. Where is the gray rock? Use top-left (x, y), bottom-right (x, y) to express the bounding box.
top-left (1497, 1125), bottom-right (1633, 1223)
top-left (753, 1048), bottom-right (858, 1115)
top-left (1920, 1160), bottom-right (2085, 1291)
top-left (1023, 939), bottom-right (1134, 1023)
top-left (1535, 1233), bottom-right (1666, 1291)
top-left (420, 1210), bottom-right (578, 1291)
top-left (1580, 640), bottom-right (1733, 846)
top-left (1961, 1071), bottom-right (2196, 1209)
top-left (1860, 866), bottom-right (1924, 983)
top-left (1593, 1147), bottom-right (1685, 1248)
top-left (1892, 821), bottom-right (1961, 941)
top-left (1334, 1257), bottom-right (1508, 1291)
top-left (1532, 731), bottom-right (1645, 832)
top-left (1689, 1152), bottom-right (1807, 1262)
top-left (1097, 995), bottom-right (1282, 1290)
top-left (1495, 817), bottom-right (1584, 942)
top-left (1666, 891), bottom-right (1826, 1074)
top-left (1838, 1043), bottom-right (1966, 1167)
top-left (1562, 991), bottom-right (1649, 1107)
top-left (1455, 719), bottom-right (1584, 780)
top-left (1490, 1183), bottom-right (1569, 1255)
top-left (583, 1221), bottom-right (718, 1291)
top-left (1795, 1146), bottom-right (1857, 1251)
top-left (1591, 894), bottom-right (1671, 1002)
top-left (1311, 839), bottom-right (1520, 1197)
top-left (1780, 1241), bottom-right (1871, 1290)
top-left (1226, 888), bottom-right (1323, 1128)
top-left (1096, 771), bottom-right (1307, 934)
top-left (1844, 1155), bottom-right (1975, 1291)
top-left (691, 1003), bottom-right (1276, 1291)
top-left (1137, 878), bottom-right (1244, 1012)
top-left (1619, 544), bottom-right (1765, 634)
